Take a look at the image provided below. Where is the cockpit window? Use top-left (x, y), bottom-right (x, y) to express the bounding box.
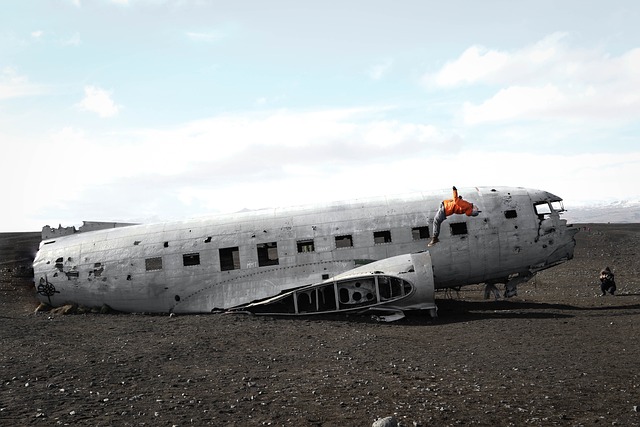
top-left (534, 202), bottom-right (551, 216)
top-left (550, 201), bottom-right (565, 212)
top-left (535, 200), bottom-right (565, 217)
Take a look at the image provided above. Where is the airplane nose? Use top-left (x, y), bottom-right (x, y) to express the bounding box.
top-left (557, 225), bottom-right (578, 260)
top-left (568, 226), bottom-right (579, 237)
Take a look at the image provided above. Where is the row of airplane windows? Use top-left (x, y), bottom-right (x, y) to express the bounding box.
top-left (143, 225), bottom-right (434, 273)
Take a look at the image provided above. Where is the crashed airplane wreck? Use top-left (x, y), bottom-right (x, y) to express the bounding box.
top-left (33, 187), bottom-right (577, 320)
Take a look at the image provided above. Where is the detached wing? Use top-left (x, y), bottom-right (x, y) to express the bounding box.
top-left (237, 251), bottom-right (436, 316)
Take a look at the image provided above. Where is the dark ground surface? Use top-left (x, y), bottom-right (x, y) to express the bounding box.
top-left (1, 224), bottom-right (639, 426)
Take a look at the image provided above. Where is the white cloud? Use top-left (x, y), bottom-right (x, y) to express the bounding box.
top-left (424, 33), bottom-right (640, 124)
top-left (368, 59), bottom-right (393, 80)
top-left (423, 32), bottom-right (570, 88)
top-left (186, 31), bottom-right (224, 43)
top-left (62, 32), bottom-right (81, 46)
top-left (463, 84), bottom-right (567, 125)
top-left (429, 45), bottom-right (509, 87)
top-left (0, 68), bottom-right (45, 99)
top-left (10, 107), bottom-right (462, 228)
top-left (4, 105), bottom-right (639, 231)
top-left (77, 85), bottom-right (120, 117)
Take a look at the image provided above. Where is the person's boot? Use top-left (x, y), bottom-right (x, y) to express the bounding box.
top-left (428, 236), bottom-right (439, 247)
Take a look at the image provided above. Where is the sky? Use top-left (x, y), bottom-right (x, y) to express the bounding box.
top-left (1, 0), bottom-right (639, 231)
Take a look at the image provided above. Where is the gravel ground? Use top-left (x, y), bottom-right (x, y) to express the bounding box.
top-left (1, 224), bottom-right (639, 426)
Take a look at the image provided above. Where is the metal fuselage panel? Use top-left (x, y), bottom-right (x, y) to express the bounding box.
top-left (32, 187), bottom-right (576, 313)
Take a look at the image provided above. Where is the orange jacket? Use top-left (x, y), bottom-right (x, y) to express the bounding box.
top-left (443, 187), bottom-right (475, 216)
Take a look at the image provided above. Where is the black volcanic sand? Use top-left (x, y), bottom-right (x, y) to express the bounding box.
top-left (1, 225), bottom-right (639, 426)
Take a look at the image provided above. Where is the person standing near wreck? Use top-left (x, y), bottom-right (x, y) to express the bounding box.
top-left (599, 266), bottom-right (616, 296)
top-left (428, 186), bottom-right (479, 246)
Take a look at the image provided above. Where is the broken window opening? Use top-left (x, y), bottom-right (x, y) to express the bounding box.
top-left (412, 226), bottom-right (430, 240)
top-left (335, 235), bottom-right (353, 249)
top-left (164, 242), bottom-right (169, 248)
top-left (93, 262), bottom-right (104, 277)
top-left (183, 253), bottom-right (201, 267)
top-left (373, 230), bottom-right (392, 244)
top-left (450, 222), bottom-right (468, 236)
top-left (219, 246), bottom-right (240, 271)
top-left (297, 239), bottom-right (315, 253)
top-left (504, 210), bottom-right (518, 219)
top-left (134, 240), bottom-right (141, 246)
top-left (534, 202), bottom-right (552, 218)
top-left (257, 242), bottom-right (279, 267)
top-left (204, 236), bottom-right (212, 243)
top-left (145, 257), bottom-right (163, 271)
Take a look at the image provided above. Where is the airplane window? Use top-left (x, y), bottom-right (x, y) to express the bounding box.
top-left (297, 239), bottom-right (315, 253)
top-left (450, 222), bottom-right (468, 236)
top-left (534, 202), bottom-right (552, 216)
top-left (257, 242), bottom-right (279, 267)
top-left (335, 235), bottom-right (353, 249)
top-left (183, 253), bottom-right (201, 266)
top-left (504, 210), bottom-right (518, 219)
top-left (412, 226), bottom-right (430, 240)
top-left (93, 262), bottom-right (104, 277)
top-left (145, 257), bottom-right (163, 271)
top-left (374, 230), bottom-right (392, 244)
top-left (550, 201), bottom-right (565, 212)
top-left (219, 247), bottom-right (240, 271)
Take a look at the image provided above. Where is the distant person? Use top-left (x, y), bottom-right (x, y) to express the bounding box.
top-left (428, 186), bottom-right (479, 246)
top-left (599, 267), bottom-right (616, 296)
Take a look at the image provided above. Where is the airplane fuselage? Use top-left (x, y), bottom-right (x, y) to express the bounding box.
top-left (32, 187), bottom-right (577, 314)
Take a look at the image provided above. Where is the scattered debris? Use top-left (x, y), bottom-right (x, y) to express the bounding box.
top-left (33, 302), bottom-right (114, 315)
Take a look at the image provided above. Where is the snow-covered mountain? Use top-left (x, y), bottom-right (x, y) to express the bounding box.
top-left (563, 200), bottom-right (640, 224)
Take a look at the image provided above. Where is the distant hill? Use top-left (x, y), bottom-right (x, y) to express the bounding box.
top-left (564, 201), bottom-right (640, 224)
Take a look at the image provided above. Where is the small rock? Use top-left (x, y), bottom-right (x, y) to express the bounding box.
top-left (373, 416), bottom-right (398, 427)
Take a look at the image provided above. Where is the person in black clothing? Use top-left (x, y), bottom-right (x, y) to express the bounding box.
top-left (599, 267), bottom-right (616, 296)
